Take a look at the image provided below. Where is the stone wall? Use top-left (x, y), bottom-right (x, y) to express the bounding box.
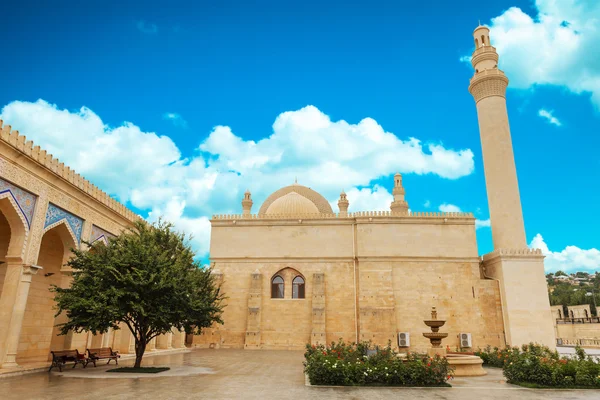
top-left (201, 215), bottom-right (506, 352)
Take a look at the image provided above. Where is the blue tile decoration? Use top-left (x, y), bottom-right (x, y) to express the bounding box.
top-left (44, 203), bottom-right (83, 243)
top-left (0, 178), bottom-right (37, 229)
top-left (90, 224), bottom-right (116, 244)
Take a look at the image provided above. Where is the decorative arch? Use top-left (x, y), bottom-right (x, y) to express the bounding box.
top-left (270, 267), bottom-right (306, 300)
top-left (43, 219), bottom-right (79, 252)
top-left (90, 224), bottom-right (115, 245)
top-left (0, 192), bottom-right (30, 259)
top-left (44, 203), bottom-right (83, 245)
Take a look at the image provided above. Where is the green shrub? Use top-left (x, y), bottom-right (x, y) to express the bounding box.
top-left (475, 345), bottom-right (521, 368)
top-left (500, 342), bottom-right (600, 388)
top-left (303, 339), bottom-right (452, 386)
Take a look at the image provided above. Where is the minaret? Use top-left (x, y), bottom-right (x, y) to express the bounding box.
top-left (242, 189), bottom-right (253, 216)
top-left (338, 191), bottom-right (349, 217)
top-left (470, 25), bottom-right (555, 349)
top-left (468, 25), bottom-right (526, 250)
top-left (390, 173), bottom-right (409, 214)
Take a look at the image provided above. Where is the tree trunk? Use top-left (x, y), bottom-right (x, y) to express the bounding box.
top-left (134, 338), bottom-right (146, 368)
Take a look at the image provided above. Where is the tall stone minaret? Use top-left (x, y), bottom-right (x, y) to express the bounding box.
top-left (470, 26), bottom-right (555, 350)
top-left (468, 25), bottom-right (526, 250)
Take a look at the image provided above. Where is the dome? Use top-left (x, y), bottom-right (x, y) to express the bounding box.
top-left (265, 192), bottom-right (319, 215)
top-left (259, 183), bottom-right (333, 215)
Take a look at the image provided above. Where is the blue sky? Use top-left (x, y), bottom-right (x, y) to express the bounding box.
top-left (1, 0), bottom-right (599, 271)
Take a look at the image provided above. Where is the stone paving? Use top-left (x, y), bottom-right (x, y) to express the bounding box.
top-left (0, 349), bottom-right (599, 399)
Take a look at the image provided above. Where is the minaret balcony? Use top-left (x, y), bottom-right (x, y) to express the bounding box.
top-left (471, 45), bottom-right (497, 58)
top-left (469, 69), bottom-right (509, 103)
top-left (471, 46), bottom-right (499, 70)
top-left (469, 68), bottom-right (508, 85)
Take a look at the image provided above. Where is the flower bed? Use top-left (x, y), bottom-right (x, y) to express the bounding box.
top-left (477, 343), bottom-right (600, 388)
top-left (303, 340), bottom-right (452, 387)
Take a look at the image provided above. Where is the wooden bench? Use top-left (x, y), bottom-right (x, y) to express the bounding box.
top-left (86, 347), bottom-right (120, 367)
top-left (49, 349), bottom-right (86, 372)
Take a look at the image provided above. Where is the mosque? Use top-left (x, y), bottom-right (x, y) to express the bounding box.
top-left (194, 25), bottom-right (556, 351)
top-left (0, 25), bottom-right (555, 369)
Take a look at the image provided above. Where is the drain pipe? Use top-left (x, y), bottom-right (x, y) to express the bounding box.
top-left (352, 221), bottom-right (359, 343)
top-left (480, 257), bottom-right (509, 347)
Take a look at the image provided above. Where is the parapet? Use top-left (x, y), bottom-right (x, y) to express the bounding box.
top-left (0, 119), bottom-right (140, 223)
top-left (482, 248), bottom-right (543, 261)
top-left (211, 210), bottom-right (474, 221)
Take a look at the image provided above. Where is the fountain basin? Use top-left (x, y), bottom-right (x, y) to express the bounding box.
top-left (446, 354), bottom-right (487, 377)
top-left (423, 320), bottom-right (445, 332)
top-left (422, 332), bottom-right (448, 347)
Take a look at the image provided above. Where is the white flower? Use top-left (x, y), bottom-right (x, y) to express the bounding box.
top-left (364, 372), bottom-right (368, 376)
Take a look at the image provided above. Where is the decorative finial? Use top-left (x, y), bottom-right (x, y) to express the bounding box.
top-left (478, 19), bottom-right (481, 26)
top-left (431, 307), bottom-right (437, 320)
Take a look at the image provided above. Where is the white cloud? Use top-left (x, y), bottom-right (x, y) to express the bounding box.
top-left (163, 112), bottom-right (188, 128)
top-left (439, 203), bottom-right (462, 213)
top-left (439, 203), bottom-right (490, 229)
top-left (329, 185), bottom-right (393, 213)
top-left (136, 20), bottom-right (158, 35)
top-left (538, 109), bottom-right (562, 126)
top-left (484, 0), bottom-right (600, 107)
top-left (1, 100), bottom-right (475, 256)
top-left (475, 218), bottom-right (491, 229)
top-left (424, 200), bottom-right (431, 208)
top-left (530, 234), bottom-right (600, 273)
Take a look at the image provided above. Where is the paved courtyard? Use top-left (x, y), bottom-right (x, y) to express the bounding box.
top-left (1, 349), bottom-right (599, 399)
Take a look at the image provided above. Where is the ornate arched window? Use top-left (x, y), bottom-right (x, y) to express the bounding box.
top-left (271, 275), bottom-right (284, 299)
top-left (292, 276), bottom-right (305, 299)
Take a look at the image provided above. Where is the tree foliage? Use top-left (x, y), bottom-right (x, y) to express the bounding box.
top-left (52, 219), bottom-right (224, 367)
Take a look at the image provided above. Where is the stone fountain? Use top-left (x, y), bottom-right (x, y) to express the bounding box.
top-left (423, 307), bottom-right (449, 356)
top-left (422, 307), bottom-right (487, 377)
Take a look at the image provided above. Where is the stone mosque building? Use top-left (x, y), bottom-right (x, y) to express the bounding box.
top-left (195, 25), bottom-right (556, 351)
top-left (0, 25), bottom-right (555, 369)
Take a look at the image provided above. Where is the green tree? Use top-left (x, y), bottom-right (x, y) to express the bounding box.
top-left (52, 220), bottom-right (224, 368)
top-left (555, 270), bottom-right (567, 277)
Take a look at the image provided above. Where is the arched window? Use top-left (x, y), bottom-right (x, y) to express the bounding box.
top-left (292, 276), bottom-right (305, 299)
top-left (271, 275), bottom-right (284, 298)
top-left (481, 35), bottom-right (486, 46)
top-left (475, 38), bottom-right (479, 48)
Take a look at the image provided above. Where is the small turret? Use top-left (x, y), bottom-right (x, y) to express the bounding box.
top-left (390, 173), bottom-right (409, 214)
top-left (338, 191), bottom-right (349, 217)
top-left (242, 189), bottom-right (253, 216)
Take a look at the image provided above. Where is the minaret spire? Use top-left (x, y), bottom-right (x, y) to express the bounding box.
top-left (390, 173), bottom-right (409, 214)
top-left (242, 189), bottom-right (253, 216)
top-left (468, 25), bottom-right (526, 249)
top-left (338, 190), bottom-right (349, 217)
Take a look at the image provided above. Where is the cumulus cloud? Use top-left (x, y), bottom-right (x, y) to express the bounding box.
top-left (423, 200), bottom-right (431, 208)
top-left (530, 234), bottom-right (600, 273)
top-left (475, 218), bottom-right (491, 229)
top-left (163, 112), bottom-right (188, 128)
top-left (136, 20), bottom-right (158, 34)
top-left (439, 203), bottom-right (462, 213)
top-left (439, 203), bottom-right (490, 229)
top-left (1, 100), bottom-right (475, 256)
top-left (538, 109), bottom-right (562, 126)
top-left (328, 185), bottom-right (393, 213)
top-left (484, 0), bottom-right (600, 107)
